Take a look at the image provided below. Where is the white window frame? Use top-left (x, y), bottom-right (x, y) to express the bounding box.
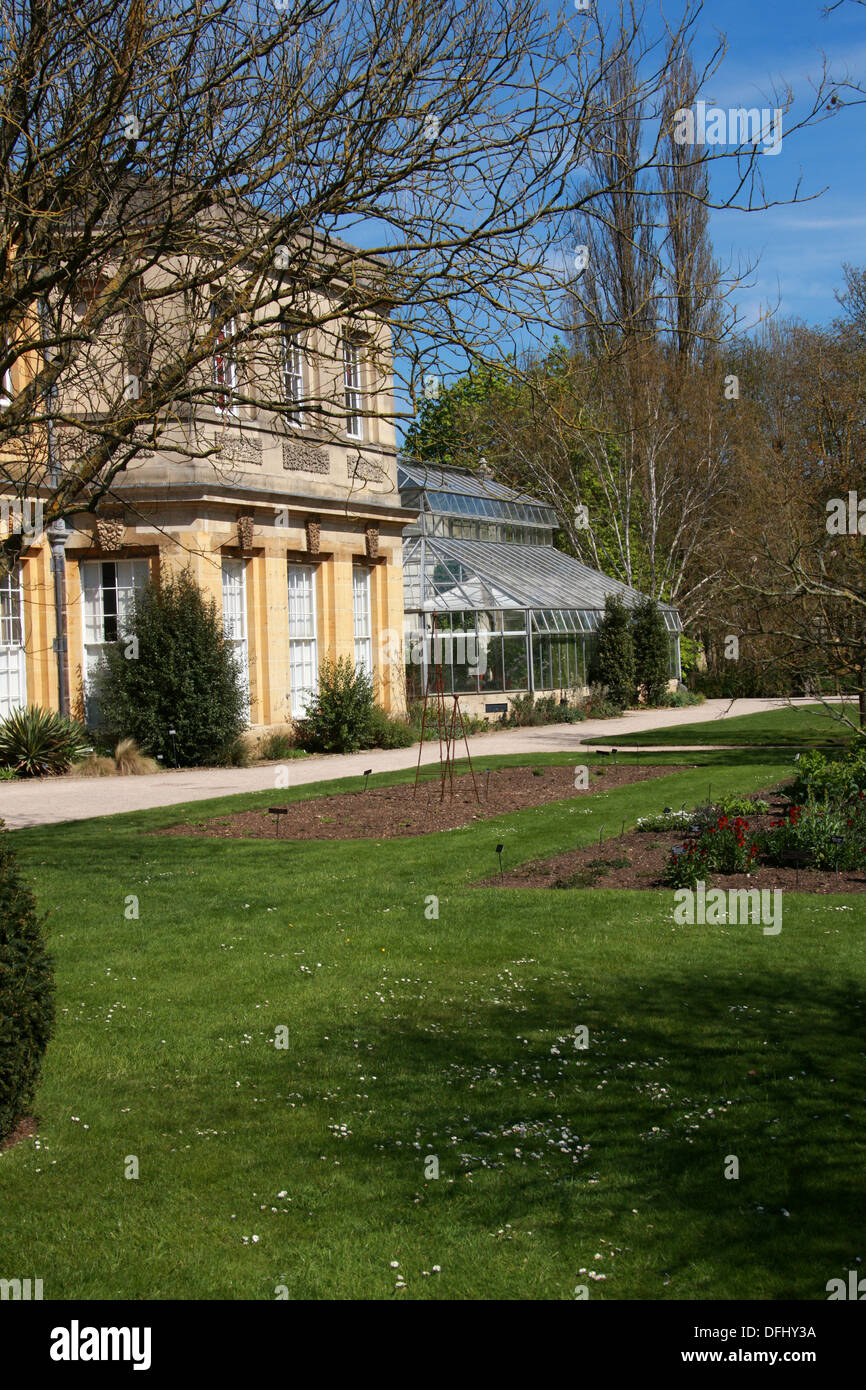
top-left (211, 301), bottom-right (238, 416)
top-left (287, 563), bottom-right (319, 718)
top-left (343, 336), bottom-right (364, 439)
top-left (81, 559), bottom-right (150, 725)
top-left (281, 328), bottom-right (305, 426)
top-left (353, 565), bottom-right (372, 677)
top-left (221, 558), bottom-right (250, 717)
top-left (0, 564), bottom-right (26, 717)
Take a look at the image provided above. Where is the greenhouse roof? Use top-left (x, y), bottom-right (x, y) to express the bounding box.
top-left (398, 461), bottom-right (558, 525)
top-left (404, 535), bottom-right (681, 626)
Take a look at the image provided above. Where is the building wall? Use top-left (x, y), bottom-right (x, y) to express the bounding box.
top-left (7, 498), bottom-right (409, 733)
top-left (1, 244), bottom-right (414, 733)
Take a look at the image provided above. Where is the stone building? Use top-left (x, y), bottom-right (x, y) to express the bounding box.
top-left (1, 235), bottom-right (415, 731)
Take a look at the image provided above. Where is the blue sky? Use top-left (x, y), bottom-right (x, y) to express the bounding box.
top-left (381, 0), bottom-right (866, 438)
top-left (684, 0), bottom-right (866, 328)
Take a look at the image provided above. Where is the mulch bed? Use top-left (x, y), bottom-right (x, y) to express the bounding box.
top-left (482, 788), bottom-right (866, 894)
top-left (155, 763), bottom-right (691, 841)
top-left (0, 1115), bottom-right (37, 1154)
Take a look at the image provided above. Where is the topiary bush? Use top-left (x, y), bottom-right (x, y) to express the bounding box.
top-left (589, 595), bottom-right (635, 709)
top-left (293, 657), bottom-right (376, 753)
top-left (631, 597), bottom-right (671, 705)
top-left (0, 821), bottom-right (55, 1144)
top-left (0, 706), bottom-right (89, 777)
top-left (93, 568), bottom-right (247, 767)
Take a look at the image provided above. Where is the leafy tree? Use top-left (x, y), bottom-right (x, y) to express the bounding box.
top-left (631, 597), bottom-right (671, 705)
top-left (589, 593), bottom-right (635, 709)
top-left (94, 569), bottom-right (246, 765)
top-left (0, 824), bottom-right (55, 1143)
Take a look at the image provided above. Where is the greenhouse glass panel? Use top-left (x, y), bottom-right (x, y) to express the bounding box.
top-left (476, 609), bottom-right (502, 635)
top-left (481, 635), bottom-right (505, 690)
top-left (532, 633), bottom-right (548, 689)
top-left (503, 635), bottom-right (530, 690)
top-left (503, 609), bottom-right (527, 632)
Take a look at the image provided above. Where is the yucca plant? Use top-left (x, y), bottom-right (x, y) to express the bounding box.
top-left (0, 706), bottom-right (90, 778)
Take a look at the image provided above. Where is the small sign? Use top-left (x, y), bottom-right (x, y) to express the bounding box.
top-left (485, 703), bottom-right (508, 714)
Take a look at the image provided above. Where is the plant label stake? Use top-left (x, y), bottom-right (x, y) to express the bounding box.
top-left (598, 823), bottom-right (605, 846)
top-left (362, 768), bottom-right (373, 793)
top-left (831, 835), bottom-right (844, 882)
top-left (268, 807), bottom-right (288, 838)
top-left (620, 818), bottom-right (625, 838)
top-left (496, 843), bottom-right (504, 880)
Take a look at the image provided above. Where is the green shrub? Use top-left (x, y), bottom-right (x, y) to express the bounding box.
top-left (259, 731), bottom-right (296, 761)
top-left (578, 682), bottom-right (624, 719)
top-left (407, 701), bottom-right (488, 741)
top-left (217, 735), bottom-right (253, 767)
top-left (662, 686), bottom-right (706, 708)
top-left (369, 707), bottom-right (416, 749)
top-left (93, 568), bottom-right (247, 767)
top-left (691, 665), bottom-right (791, 699)
top-left (0, 767), bottom-right (17, 781)
top-left (713, 794), bottom-right (770, 817)
top-left (504, 693), bottom-right (537, 727)
top-left (788, 747), bottom-right (866, 805)
top-left (631, 597), bottom-right (670, 705)
top-left (0, 822), bottom-right (55, 1143)
top-left (294, 658), bottom-right (376, 753)
top-left (758, 797), bottom-right (866, 872)
top-left (0, 706), bottom-right (89, 777)
top-left (589, 595), bottom-right (635, 709)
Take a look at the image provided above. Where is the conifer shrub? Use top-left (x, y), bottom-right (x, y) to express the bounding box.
top-left (589, 594), bottom-right (635, 709)
top-left (0, 823), bottom-right (55, 1143)
top-left (94, 569), bottom-right (247, 766)
top-left (631, 596), bottom-right (671, 705)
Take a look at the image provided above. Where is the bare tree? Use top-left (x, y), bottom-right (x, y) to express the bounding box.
top-left (0, 0), bottom-right (837, 573)
top-left (722, 314), bottom-right (866, 731)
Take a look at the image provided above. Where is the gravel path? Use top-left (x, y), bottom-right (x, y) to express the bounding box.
top-left (0, 697), bottom-right (822, 829)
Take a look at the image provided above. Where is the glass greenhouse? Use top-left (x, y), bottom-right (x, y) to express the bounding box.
top-left (399, 462), bottom-right (682, 705)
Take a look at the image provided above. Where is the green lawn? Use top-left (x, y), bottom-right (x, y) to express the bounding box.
top-left (585, 702), bottom-right (860, 748)
top-left (1, 751), bottom-right (863, 1300)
